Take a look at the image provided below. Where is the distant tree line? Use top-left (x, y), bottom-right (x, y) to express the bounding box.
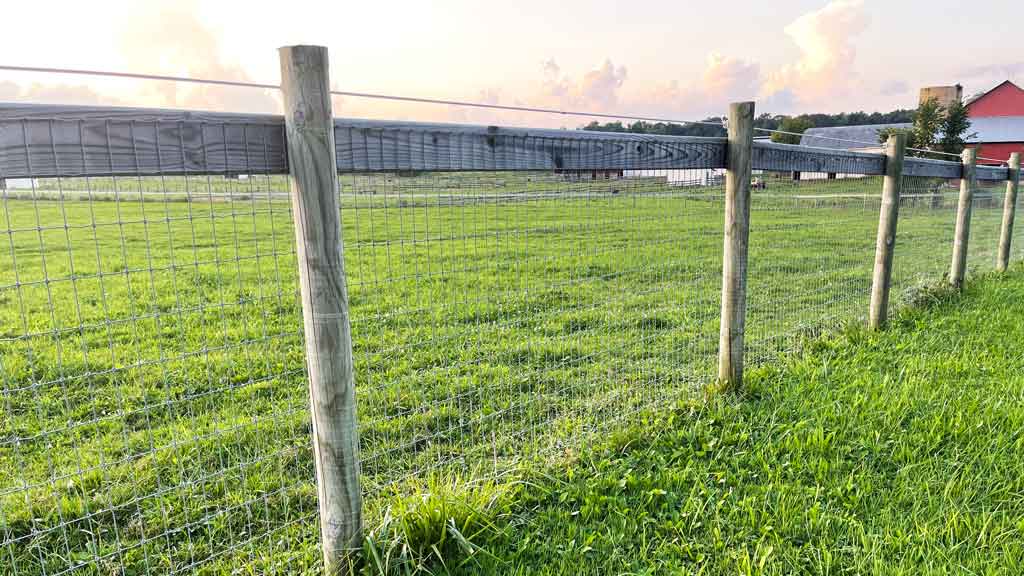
top-left (579, 118), bottom-right (730, 137)
top-left (580, 109), bottom-right (916, 142)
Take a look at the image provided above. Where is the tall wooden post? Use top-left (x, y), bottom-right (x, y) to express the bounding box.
top-left (869, 133), bottom-right (906, 329)
top-left (950, 147), bottom-right (977, 289)
top-left (718, 101), bottom-right (754, 389)
top-left (279, 45), bottom-right (363, 574)
top-left (997, 152), bottom-right (1020, 272)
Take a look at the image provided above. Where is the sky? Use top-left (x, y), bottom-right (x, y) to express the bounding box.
top-left (2, 0), bottom-right (1023, 128)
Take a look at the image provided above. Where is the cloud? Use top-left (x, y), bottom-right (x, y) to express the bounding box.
top-left (0, 0), bottom-right (278, 113)
top-left (880, 80), bottom-right (909, 96)
top-left (703, 54), bottom-right (761, 101)
top-left (763, 0), bottom-right (870, 107)
top-left (0, 0), bottom-right (880, 124)
top-left (620, 55), bottom-right (760, 121)
top-left (423, 2), bottom-right (874, 122)
top-left (0, 80), bottom-right (114, 106)
top-left (441, 88), bottom-right (505, 124)
top-left (759, 88), bottom-right (797, 113)
top-left (628, 80), bottom-right (696, 118)
top-left (116, 0), bottom-right (278, 113)
top-left (579, 60), bottom-right (628, 108)
top-left (541, 59), bottom-right (570, 99)
top-left (959, 62), bottom-right (1024, 80)
top-left (329, 58), bottom-right (631, 128)
top-left (538, 59), bottom-right (627, 110)
top-left (431, 55), bottom-right (757, 128)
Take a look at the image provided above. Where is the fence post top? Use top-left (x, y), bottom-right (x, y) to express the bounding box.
top-left (725, 102), bottom-right (755, 135)
top-left (885, 132), bottom-right (907, 153)
top-left (728, 101), bottom-right (756, 114)
top-left (278, 44), bottom-right (328, 52)
top-left (277, 45), bottom-right (330, 74)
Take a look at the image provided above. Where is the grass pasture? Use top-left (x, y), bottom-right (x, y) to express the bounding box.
top-left (462, 267), bottom-right (1024, 575)
top-left (0, 170), bottom-right (1015, 574)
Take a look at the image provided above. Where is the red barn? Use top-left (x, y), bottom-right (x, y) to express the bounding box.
top-left (964, 80), bottom-right (1024, 164)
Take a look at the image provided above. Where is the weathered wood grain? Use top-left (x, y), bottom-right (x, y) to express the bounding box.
top-left (950, 148), bottom-right (977, 289)
top-left (869, 133), bottom-right (906, 330)
top-left (902, 156), bottom-right (962, 179)
top-left (997, 152), bottom-right (1020, 272)
top-left (719, 102), bottom-right (754, 389)
top-left (280, 45), bottom-right (362, 575)
top-left (334, 118), bottom-right (727, 172)
top-left (0, 103), bottom-right (731, 177)
top-left (6, 102), bottom-right (999, 183)
top-left (0, 103), bottom-right (287, 178)
top-left (752, 140), bottom-right (885, 175)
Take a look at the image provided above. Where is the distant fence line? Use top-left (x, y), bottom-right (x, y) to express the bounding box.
top-left (1, 45), bottom-right (1020, 576)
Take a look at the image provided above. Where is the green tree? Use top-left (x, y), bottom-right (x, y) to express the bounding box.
top-left (770, 116), bottom-right (814, 144)
top-left (938, 99), bottom-right (976, 156)
top-left (910, 97), bottom-right (944, 158)
top-left (877, 126), bottom-right (917, 149)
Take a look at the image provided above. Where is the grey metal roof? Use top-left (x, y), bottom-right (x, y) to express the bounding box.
top-left (798, 117), bottom-right (1024, 149)
top-left (964, 116), bottom-right (1024, 143)
top-left (799, 124), bottom-right (911, 150)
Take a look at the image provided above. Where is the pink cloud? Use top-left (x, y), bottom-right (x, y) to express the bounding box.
top-left (117, 0), bottom-right (278, 113)
top-left (763, 0), bottom-right (870, 107)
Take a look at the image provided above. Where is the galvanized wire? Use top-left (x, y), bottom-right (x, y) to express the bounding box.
top-left (968, 178), bottom-right (1008, 272)
top-left (890, 175), bottom-right (961, 298)
top-left (0, 64), bottom-right (725, 128)
top-left (338, 164), bottom-right (726, 501)
top-left (743, 164), bottom-right (881, 364)
top-left (1016, 184), bottom-right (1024, 263)
top-left (0, 122), bottom-right (318, 574)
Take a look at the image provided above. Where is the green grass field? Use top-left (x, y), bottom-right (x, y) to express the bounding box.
top-left (439, 268), bottom-right (1024, 575)
top-left (0, 171), bottom-right (1016, 574)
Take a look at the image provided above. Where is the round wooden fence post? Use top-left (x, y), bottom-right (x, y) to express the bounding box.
top-left (869, 133), bottom-right (906, 330)
top-left (718, 101), bottom-right (754, 389)
top-left (279, 45), bottom-right (363, 574)
top-left (997, 152), bottom-right (1020, 272)
top-left (950, 148), bottom-right (977, 289)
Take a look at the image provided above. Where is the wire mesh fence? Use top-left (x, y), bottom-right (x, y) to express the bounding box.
top-left (891, 174), bottom-right (961, 301)
top-left (1, 99), bottom-right (1022, 576)
top-left (1018, 186), bottom-right (1024, 263)
top-left (969, 177), bottom-right (1008, 272)
top-left (0, 132), bottom-right (321, 572)
top-left (340, 165), bottom-right (726, 501)
top-left (744, 167), bottom-right (880, 364)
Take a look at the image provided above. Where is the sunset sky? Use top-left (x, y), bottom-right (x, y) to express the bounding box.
top-left (2, 0), bottom-right (1022, 127)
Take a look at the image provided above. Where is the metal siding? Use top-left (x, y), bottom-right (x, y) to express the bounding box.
top-left (965, 116), bottom-right (1024, 144)
top-left (970, 142), bottom-right (1024, 164)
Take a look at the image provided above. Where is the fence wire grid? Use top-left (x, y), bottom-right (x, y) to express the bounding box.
top-left (341, 164), bottom-right (725, 500)
top-left (0, 122), bottom-right (317, 574)
top-left (1, 106), bottom-right (1022, 576)
top-left (744, 164), bottom-right (881, 364)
